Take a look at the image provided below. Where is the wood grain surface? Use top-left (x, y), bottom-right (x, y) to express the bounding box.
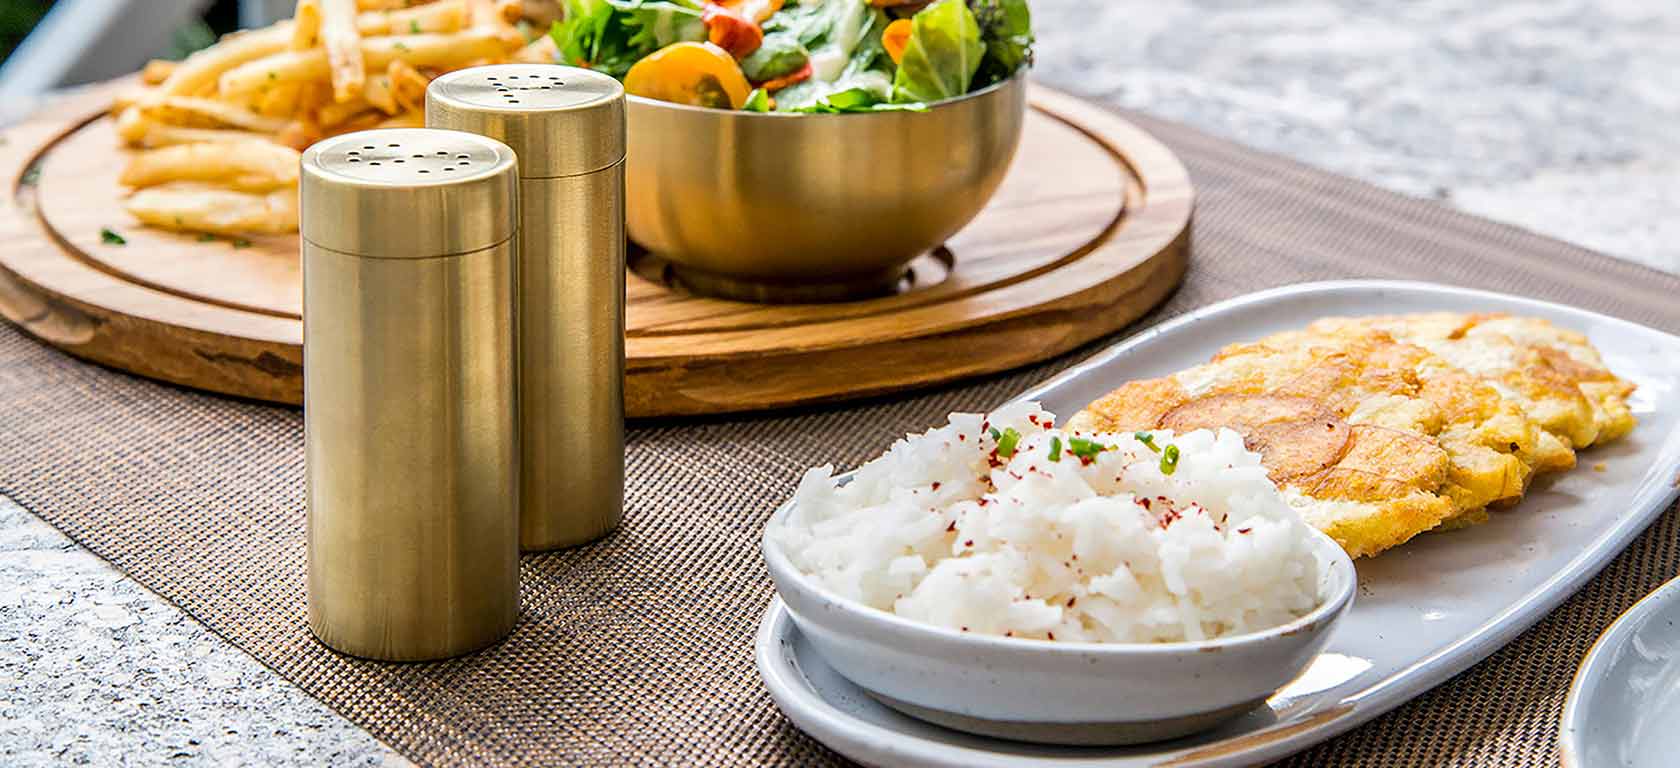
top-left (0, 80), bottom-right (1192, 417)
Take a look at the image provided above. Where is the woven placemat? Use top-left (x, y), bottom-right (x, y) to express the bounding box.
top-left (3, 99), bottom-right (1678, 766)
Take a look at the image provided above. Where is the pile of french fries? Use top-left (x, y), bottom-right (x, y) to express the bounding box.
top-left (113, 0), bottom-right (559, 236)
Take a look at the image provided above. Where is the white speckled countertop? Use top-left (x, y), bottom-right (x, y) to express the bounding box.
top-left (2, 2), bottom-right (1676, 764)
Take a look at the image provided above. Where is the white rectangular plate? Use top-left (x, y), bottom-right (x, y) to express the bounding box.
top-left (758, 280), bottom-right (1680, 767)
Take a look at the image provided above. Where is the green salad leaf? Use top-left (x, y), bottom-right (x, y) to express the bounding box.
top-left (742, 87), bottom-right (773, 112)
top-left (784, 86), bottom-right (927, 114)
top-left (550, 0), bottom-right (706, 77)
top-left (891, 0), bottom-right (984, 104)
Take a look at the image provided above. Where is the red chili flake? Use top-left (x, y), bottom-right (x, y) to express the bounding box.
top-left (1009, 471), bottom-right (1023, 480)
top-left (1071, 553), bottom-right (1078, 561)
top-left (1027, 415), bottom-right (1039, 425)
top-left (1047, 631), bottom-right (1056, 641)
top-left (958, 434), bottom-right (966, 441)
top-left (1237, 527), bottom-right (1253, 534)
top-left (931, 481), bottom-right (941, 491)
top-left (1326, 422), bottom-right (1335, 431)
top-left (977, 498), bottom-right (990, 507)
top-left (946, 521), bottom-right (957, 532)
top-left (964, 540), bottom-right (975, 547)
top-left (1137, 497), bottom-right (1152, 510)
top-left (1005, 631), bottom-right (1014, 637)
top-left (1066, 597), bottom-right (1077, 608)
top-left (961, 626), bottom-right (969, 632)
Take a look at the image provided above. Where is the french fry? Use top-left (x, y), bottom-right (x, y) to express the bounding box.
top-left (218, 29), bottom-right (520, 98)
top-left (143, 96), bottom-right (291, 133)
top-left (376, 111), bottom-right (424, 130)
top-left (386, 60), bottom-right (432, 113)
top-left (362, 74), bottom-right (399, 115)
top-left (155, 24), bottom-right (293, 98)
top-left (321, 0), bottom-right (366, 103)
top-left (115, 106), bottom-right (151, 145)
top-left (141, 59), bottom-right (177, 85)
top-left (466, 0), bottom-right (522, 28)
top-left (126, 182), bottom-right (299, 235)
top-left (277, 120), bottom-right (324, 151)
top-left (138, 123), bottom-right (278, 149)
top-left (514, 34), bottom-right (559, 64)
top-left (292, 0), bottom-right (322, 50)
top-left (257, 82), bottom-right (304, 117)
top-left (319, 96), bottom-right (375, 126)
top-left (363, 1), bottom-right (467, 35)
top-left (121, 141), bottom-right (301, 192)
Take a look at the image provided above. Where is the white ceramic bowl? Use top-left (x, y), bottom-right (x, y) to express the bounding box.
top-left (761, 511), bottom-right (1356, 746)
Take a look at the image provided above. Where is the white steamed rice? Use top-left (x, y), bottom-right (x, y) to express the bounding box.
top-left (769, 401), bottom-right (1326, 643)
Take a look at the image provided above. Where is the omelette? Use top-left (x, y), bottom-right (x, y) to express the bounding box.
top-left (1306, 313), bottom-right (1636, 449)
top-left (1069, 314), bottom-right (1633, 558)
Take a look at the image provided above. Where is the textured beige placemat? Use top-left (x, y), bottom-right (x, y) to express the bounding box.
top-left (2, 102), bottom-right (1677, 767)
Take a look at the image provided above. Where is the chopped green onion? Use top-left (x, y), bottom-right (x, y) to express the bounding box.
top-left (100, 228), bottom-right (126, 245)
top-left (996, 428), bottom-right (1021, 459)
top-left (1067, 438), bottom-right (1108, 461)
top-left (1160, 444), bottom-right (1180, 475)
top-left (1135, 431), bottom-right (1160, 453)
top-left (987, 426), bottom-right (1001, 441)
top-left (1047, 436), bottom-right (1062, 462)
top-left (410, 19), bottom-right (422, 34)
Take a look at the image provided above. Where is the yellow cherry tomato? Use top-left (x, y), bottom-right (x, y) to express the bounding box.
top-left (882, 18), bottom-right (914, 66)
top-left (624, 42), bottom-right (753, 110)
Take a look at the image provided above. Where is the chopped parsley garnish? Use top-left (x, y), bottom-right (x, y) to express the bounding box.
top-left (1160, 444), bottom-right (1180, 475)
top-left (410, 20), bottom-right (422, 34)
top-left (232, 238), bottom-right (253, 249)
top-left (393, 42), bottom-right (410, 52)
top-left (995, 428), bottom-right (1021, 459)
top-left (100, 228), bottom-right (126, 245)
top-left (1067, 438), bottom-right (1109, 461)
top-left (1134, 431), bottom-right (1160, 453)
top-left (1047, 436), bottom-right (1062, 462)
top-left (197, 233), bottom-right (217, 242)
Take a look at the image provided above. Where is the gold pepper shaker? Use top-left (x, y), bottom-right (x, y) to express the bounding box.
top-left (427, 64), bottom-right (627, 551)
top-left (302, 128), bottom-right (521, 661)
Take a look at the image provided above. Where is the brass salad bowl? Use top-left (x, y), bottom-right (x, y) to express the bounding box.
top-left (625, 73), bottom-right (1027, 303)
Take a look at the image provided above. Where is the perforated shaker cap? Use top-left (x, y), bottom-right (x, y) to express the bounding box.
top-left (301, 128), bottom-right (518, 258)
top-left (426, 64), bottom-right (626, 179)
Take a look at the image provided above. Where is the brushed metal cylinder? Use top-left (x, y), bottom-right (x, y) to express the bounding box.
top-left (427, 64), bottom-right (626, 551)
top-left (301, 128), bottom-right (522, 661)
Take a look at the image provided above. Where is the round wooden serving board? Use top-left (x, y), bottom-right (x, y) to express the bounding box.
top-left (0, 80), bottom-right (1191, 418)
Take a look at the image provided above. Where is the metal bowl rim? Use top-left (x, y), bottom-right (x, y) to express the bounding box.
top-left (624, 69), bottom-right (1028, 119)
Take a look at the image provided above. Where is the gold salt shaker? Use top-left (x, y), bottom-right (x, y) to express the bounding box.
top-left (427, 65), bottom-right (626, 551)
top-left (302, 128), bottom-right (521, 661)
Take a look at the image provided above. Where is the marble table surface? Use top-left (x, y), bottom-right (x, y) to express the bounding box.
top-left (2, 1), bottom-right (1676, 764)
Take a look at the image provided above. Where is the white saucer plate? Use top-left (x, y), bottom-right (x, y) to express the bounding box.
top-left (1561, 575), bottom-right (1680, 768)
